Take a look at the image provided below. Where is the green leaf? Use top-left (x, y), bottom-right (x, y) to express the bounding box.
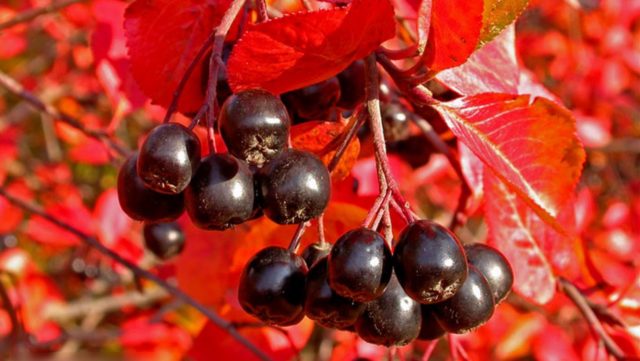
top-left (479, 0), bottom-right (529, 45)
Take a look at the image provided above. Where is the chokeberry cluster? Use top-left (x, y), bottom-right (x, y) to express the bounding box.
top-left (238, 220), bottom-right (513, 346)
top-left (117, 89), bottom-right (332, 257)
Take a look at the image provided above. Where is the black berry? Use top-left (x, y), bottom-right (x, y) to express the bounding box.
top-left (282, 77), bottom-right (341, 120)
top-left (417, 305), bottom-right (446, 340)
top-left (258, 149), bottom-right (330, 224)
top-left (336, 60), bottom-right (366, 109)
top-left (184, 153), bottom-right (254, 230)
top-left (465, 244), bottom-right (513, 304)
top-left (355, 273), bottom-right (421, 346)
top-left (394, 220), bottom-right (467, 304)
top-left (304, 258), bottom-right (365, 329)
top-left (218, 89), bottom-right (290, 166)
top-left (137, 123), bottom-right (201, 194)
top-left (328, 228), bottom-right (392, 302)
top-left (238, 246), bottom-right (307, 326)
top-left (301, 242), bottom-right (331, 268)
top-left (143, 222), bottom-right (185, 260)
top-left (381, 103), bottom-right (411, 142)
top-left (117, 154), bottom-right (184, 222)
top-left (433, 265), bottom-right (495, 333)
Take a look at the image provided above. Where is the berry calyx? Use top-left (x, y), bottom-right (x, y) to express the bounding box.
top-left (184, 153), bottom-right (254, 230)
top-left (433, 265), bottom-right (495, 333)
top-left (143, 222), bottom-right (185, 260)
top-left (117, 154), bottom-right (184, 222)
top-left (218, 89), bottom-right (291, 167)
top-left (258, 149), bottom-right (330, 224)
top-left (328, 228), bottom-right (393, 302)
top-left (137, 123), bottom-right (201, 194)
top-left (393, 220), bottom-right (467, 304)
top-left (304, 258), bottom-right (365, 329)
top-left (355, 273), bottom-right (421, 346)
top-left (238, 246), bottom-right (308, 326)
top-left (465, 244), bottom-right (513, 304)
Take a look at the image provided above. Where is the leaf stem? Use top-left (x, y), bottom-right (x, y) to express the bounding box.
top-left (0, 187), bottom-right (272, 361)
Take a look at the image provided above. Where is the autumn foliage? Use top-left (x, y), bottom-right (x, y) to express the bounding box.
top-left (0, 0), bottom-right (639, 360)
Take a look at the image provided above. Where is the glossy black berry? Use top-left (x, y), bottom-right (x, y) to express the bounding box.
top-left (304, 258), bottom-right (365, 329)
top-left (301, 242), bottom-right (331, 268)
top-left (433, 265), bottom-right (495, 333)
top-left (381, 103), bottom-right (411, 142)
top-left (417, 305), bottom-right (446, 340)
top-left (337, 60), bottom-right (366, 109)
top-left (218, 89), bottom-right (290, 166)
top-left (238, 246), bottom-right (307, 326)
top-left (184, 153), bottom-right (254, 230)
top-left (258, 149), bottom-right (330, 224)
top-left (143, 222), bottom-right (185, 260)
top-left (465, 244), bottom-right (513, 304)
top-left (394, 220), bottom-right (467, 304)
top-left (137, 123), bottom-right (201, 194)
top-left (328, 228), bottom-right (392, 302)
top-left (282, 77), bottom-right (341, 120)
top-left (355, 273), bottom-right (421, 346)
top-left (117, 154), bottom-right (184, 222)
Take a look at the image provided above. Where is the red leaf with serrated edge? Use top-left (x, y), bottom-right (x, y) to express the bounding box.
top-left (291, 121), bottom-right (360, 181)
top-left (437, 25), bottom-right (518, 95)
top-left (420, 0), bottom-right (483, 73)
top-left (189, 319), bottom-right (313, 361)
top-left (484, 172), bottom-right (557, 304)
top-left (124, 0), bottom-right (233, 113)
top-left (227, 0), bottom-right (395, 94)
top-left (432, 94), bottom-right (585, 233)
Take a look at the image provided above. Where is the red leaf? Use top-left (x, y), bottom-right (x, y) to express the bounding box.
top-left (93, 189), bottom-right (132, 247)
top-left (436, 25), bottom-right (518, 95)
top-left (0, 182), bottom-right (31, 234)
top-left (291, 121), bottom-right (360, 181)
top-left (420, 0), bottom-right (483, 73)
top-left (26, 204), bottom-right (94, 247)
top-left (124, 0), bottom-right (233, 112)
top-left (227, 0), bottom-right (395, 94)
top-left (68, 138), bottom-right (111, 165)
top-left (432, 94), bottom-right (585, 232)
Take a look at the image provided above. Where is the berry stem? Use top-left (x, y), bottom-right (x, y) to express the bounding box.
top-left (0, 187), bottom-right (272, 361)
top-left (0, 70), bottom-right (129, 158)
top-left (203, 0), bottom-right (248, 152)
top-left (189, 104), bottom-right (209, 130)
top-left (558, 278), bottom-right (628, 360)
top-left (364, 54), bottom-right (416, 223)
top-left (363, 189), bottom-right (391, 228)
top-left (162, 32), bottom-right (216, 124)
top-left (421, 339), bottom-right (439, 361)
top-left (317, 214), bottom-right (327, 247)
top-left (448, 334), bottom-right (459, 361)
top-left (255, 0), bottom-right (269, 22)
top-left (327, 109), bottom-right (367, 172)
top-left (288, 221), bottom-right (310, 253)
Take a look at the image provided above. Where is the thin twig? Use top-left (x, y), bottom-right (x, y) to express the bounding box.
top-left (0, 188), bottom-right (272, 361)
top-left (0, 70), bottom-right (129, 157)
top-left (558, 278), bottom-right (628, 360)
top-left (255, 0), bottom-right (269, 22)
top-left (0, 0), bottom-right (87, 32)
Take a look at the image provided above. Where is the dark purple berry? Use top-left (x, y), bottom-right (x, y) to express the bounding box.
top-left (417, 305), bottom-right (446, 340)
top-left (337, 60), bottom-right (366, 109)
top-left (238, 246), bottom-right (307, 326)
top-left (355, 273), bottom-right (421, 346)
top-left (258, 149), bottom-right (330, 224)
top-left (137, 123), bottom-right (201, 194)
top-left (394, 220), bottom-right (467, 304)
top-left (143, 222), bottom-right (185, 260)
top-left (301, 242), bottom-right (331, 268)
top-left (381, 103), bottom-right (411, 142)
top-left (117, 154), bottom-right (184, 222)
top-left (219, 89), bottom-right (290, 166)
top-left (282, 77), bottom-right (340, 120)
top-left (184, 154), bottom-right (254, 230)
top-left (433, 265), bottom-right (495, 333)
top-left (328, 228), bottom-right (392, 302)
top-left (465, 244), bottom-right (513, 304)
top-left (304, 258), bottom-right (365, 329)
